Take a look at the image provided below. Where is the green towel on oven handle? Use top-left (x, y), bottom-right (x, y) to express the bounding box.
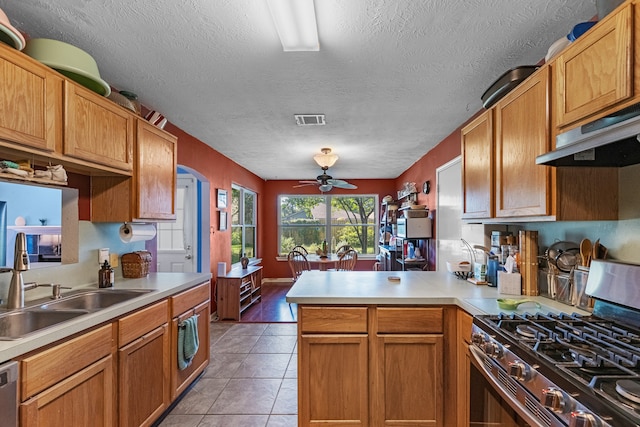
top-left (178, 314), bottom-right (200, 370)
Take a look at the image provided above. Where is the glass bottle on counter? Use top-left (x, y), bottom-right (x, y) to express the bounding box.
top-left (99, 260), bottom-right (114, 288)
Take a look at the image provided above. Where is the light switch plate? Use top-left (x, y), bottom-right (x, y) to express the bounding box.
top-left (99, 248), bottom-right (109, 265)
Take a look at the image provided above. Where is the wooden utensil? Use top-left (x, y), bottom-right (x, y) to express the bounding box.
top-left (580, 238), bottom-right (592, 267)
top-left (592, 238), bottom-right (600, 264)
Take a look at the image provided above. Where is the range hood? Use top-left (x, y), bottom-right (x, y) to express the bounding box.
top-left (536, 103), bottom-right (640, 167)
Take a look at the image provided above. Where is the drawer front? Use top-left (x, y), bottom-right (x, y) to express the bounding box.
top-left (300, 306), bottom-right (368, 333)
top-left (118, 299), bottom-right (169, 346)
top-left (171, 282), bottom-right (210, 317)
top-left (376, 307), bottom-right (443, 334)
top-left (20, 323), bottom-right (113, 400)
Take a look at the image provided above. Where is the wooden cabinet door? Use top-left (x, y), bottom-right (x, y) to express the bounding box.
top-left (461, 109), bottom-right (494, 219)
top-left (456, 310), bottom-right (473, 427)
top-left (118, 323), bottom-right (170, 427)
top-left (64, 81), bottom-right (134, 172)
top-left (299, 334), bottom-right (369, 426)
top-left (372, 334), bottom-right (443, 426)
top-left (555, 4), bottom-right (632, 128)
top-left (135, 120), bottom-right (177, 220)
top-left (0, 44), bottom-right (61, 152)
top-left (171, 300), bottom-right (210, 399)
top-left (20, 355), bottom-right (114, 427)
top-left (495, 67), bottom-right (551, 218)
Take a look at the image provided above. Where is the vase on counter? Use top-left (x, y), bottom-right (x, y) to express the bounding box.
top-left (240, 253), bottom-right (249, 269)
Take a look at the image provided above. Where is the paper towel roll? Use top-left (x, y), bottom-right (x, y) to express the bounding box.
top-left (119, 223), bottom-right (157, 243)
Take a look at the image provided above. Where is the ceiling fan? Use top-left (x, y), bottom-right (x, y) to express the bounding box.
top-left (294, 148), bottom-right (358, 192)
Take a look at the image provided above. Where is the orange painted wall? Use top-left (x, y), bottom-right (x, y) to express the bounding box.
top-left (261, 179), bottom-right (398, 278)
top-left (163, 122), bottom-right (265, 308)
top-left (394, 112), bottom-right (483, 268)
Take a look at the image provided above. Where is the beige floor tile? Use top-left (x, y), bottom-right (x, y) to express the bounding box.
top-left (208, 378), bottom-right (281, 414)
top-left (211, 334), bottom-right (260, 354)
top-left (266, 415), bottom-right (298, 427)
top-left (170, 378), bottom-right (229, 414)
top-left (272, 379), bottom-right (297, 414)
top-left (210, 322), bottom-right (235, 343)
top-left (232, 353), bottom-right (291, 378)
top-left (198, 414), bottom-right (269, 427)
top-left (158, 414), bottom-right (204, 427)
top-left (263, 323), bottom-right (297, 336)
top-left (224, 323), bottom-right (269, 336)
top-left (203, 353), bottom-right (248, 379)
top-left (284, 353), bottom-right (297, 379)
top-left (250, 335), bottom-right (297, 354)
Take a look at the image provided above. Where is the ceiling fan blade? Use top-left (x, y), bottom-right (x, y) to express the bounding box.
top-left (327, 179), bottom-right (357, 189)
top-left (293, 182), bottom-right (319, 188)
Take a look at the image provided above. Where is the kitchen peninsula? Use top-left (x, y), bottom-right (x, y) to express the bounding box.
top-left (286, 270), bottom-right (584, 426)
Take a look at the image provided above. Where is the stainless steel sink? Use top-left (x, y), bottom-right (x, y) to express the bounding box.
top-left (0, 309), bottom-right (88, 340)
top-left (39, 289), bottom-right (153, 311)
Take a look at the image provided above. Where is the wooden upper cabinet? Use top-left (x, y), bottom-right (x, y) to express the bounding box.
top-left (495, 67), bottom-right (551, 218)
top-left (555, 3), bottom-right (632, 128)
top-left (135, 119), bottom-right (177, 220)
top-left (0, 44), bottom-right (61, 152)
top-left (64, 81), bottom-right (134, 172)
top-left (461, 110), bottom-right (494, 219)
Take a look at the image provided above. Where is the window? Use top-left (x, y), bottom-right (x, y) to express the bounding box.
top-left (278, 194), bottom-right (378, 256)
top-left (231, 185), bottom-right (256, 264)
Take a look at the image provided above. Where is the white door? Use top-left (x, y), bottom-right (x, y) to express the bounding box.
top-left (156, 175), bottom-right (197, 272)
top-left (435, 157), bottom-right (464, 272)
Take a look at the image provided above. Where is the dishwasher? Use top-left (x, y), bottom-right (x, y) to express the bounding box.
top-left (0, 361), bottom-right (18, 427)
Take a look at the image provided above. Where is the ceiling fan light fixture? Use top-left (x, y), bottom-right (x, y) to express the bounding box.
top-left (313, 148), bottom-right (338, 168)
top-left (267, 0), bottom-right (319, 52)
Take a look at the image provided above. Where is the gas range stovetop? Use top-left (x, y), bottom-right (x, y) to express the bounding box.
top-left (470, 260), bottom-right (640, 427)
top-left (476, 311), bottom-right (640, 424)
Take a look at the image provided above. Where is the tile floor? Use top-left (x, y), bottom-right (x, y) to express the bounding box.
top-left (158, 321), bottom-right (298, 427)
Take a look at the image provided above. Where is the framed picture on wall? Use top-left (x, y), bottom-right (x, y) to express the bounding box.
top-left (219, 211), bottom-right (228, 231)
top-left (217, 189), bottom-right (227, 209)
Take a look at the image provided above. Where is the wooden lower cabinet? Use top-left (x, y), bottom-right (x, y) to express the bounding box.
top-left (20, 355), bottom-right (114, 427)
top-left (170, 282), bottom-right (211, 399)
top-left (298, 305), bottom-right (449, 427)
top-left (372, 334), bottom-right (443, 426)
top-left (456, 309), bottom-right (473, 427)
top-left (18, 324), bottom-right (115, 427)
top-left (217, 266), bottom-right (262, 321)
top-left (118, 300), bottom-right (170, 427)
top-left (299, 334), bottom-right (369, 425)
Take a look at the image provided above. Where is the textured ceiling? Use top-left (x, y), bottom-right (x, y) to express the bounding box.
top-left (0, 0), bottom-right (597, 181)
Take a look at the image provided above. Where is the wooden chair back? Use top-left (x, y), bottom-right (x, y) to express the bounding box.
top-left (336, 249), bottom-right (358, 271)
top-left (292, 245), bottom-right (308, 255)
top-left (287, 250), bottom-right (311, 281)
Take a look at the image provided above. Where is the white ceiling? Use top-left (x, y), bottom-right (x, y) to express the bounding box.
top-left (1, 0), bottom-right (597, 181)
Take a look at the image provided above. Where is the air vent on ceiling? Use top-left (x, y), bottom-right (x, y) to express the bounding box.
top-left (295, 114), bottom-right (325, 126)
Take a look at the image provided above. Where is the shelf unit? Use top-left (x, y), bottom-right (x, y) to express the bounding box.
top-left (217, 265), bottom-right (262, 320)
top-left (395, 237), bottom-right (430, 271)
top-left (379, 201), bottom-right (398, 244)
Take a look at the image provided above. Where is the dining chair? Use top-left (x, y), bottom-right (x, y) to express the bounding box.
top-left (292, 245), bottom-right (308, 255)
top-left (335, 248), bottom-right (358, 271)
top-left (287, 250), bottom-right (311, 282)
top-left (335, 244), bottom-right (352, 256)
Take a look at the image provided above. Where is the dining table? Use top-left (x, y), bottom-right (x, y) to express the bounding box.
top-left (306, 254), bottom-right (339, 271)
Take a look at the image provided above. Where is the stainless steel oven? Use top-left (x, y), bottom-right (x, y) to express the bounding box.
top-left (468, 260), bottom-right (640, 427)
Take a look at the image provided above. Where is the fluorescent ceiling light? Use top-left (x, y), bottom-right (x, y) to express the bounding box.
top-left (267, 0), bottom-right (319, 51)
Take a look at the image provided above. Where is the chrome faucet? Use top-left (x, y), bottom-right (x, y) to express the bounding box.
top-left (6, 233), bottom-right (31, 309)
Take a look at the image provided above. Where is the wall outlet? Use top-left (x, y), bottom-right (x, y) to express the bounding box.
top-left (110, 253), bottom-right (119, 268)
top-left (99, 248), bottom-right (109, 265)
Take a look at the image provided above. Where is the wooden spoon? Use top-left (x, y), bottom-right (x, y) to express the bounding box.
top-left (580, 238), bottom-right (592, 267)
top-left (592, 238), bottom-right (600, 263)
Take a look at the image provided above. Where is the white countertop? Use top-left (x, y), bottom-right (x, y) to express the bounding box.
top-left (286, 270), bottom-right (590, 317)
top-left (0, 272), bottom-right (211, 363)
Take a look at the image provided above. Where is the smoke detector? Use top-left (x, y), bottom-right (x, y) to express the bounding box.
top-left (295, 114), bottom-right (325, 126)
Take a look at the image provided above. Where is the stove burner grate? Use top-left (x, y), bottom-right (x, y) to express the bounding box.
top-left (616, 379), bottom-right (640, 404)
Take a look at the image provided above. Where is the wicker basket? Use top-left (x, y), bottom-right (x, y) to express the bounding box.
top-left (121, 251), bottom-right (152, 278)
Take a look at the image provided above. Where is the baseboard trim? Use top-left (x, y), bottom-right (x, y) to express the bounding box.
top-left (263, 278), bottom-right (293, 285)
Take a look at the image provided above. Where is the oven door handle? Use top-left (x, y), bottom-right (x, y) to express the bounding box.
top-left (468, 344), bottom-right (551, 427)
